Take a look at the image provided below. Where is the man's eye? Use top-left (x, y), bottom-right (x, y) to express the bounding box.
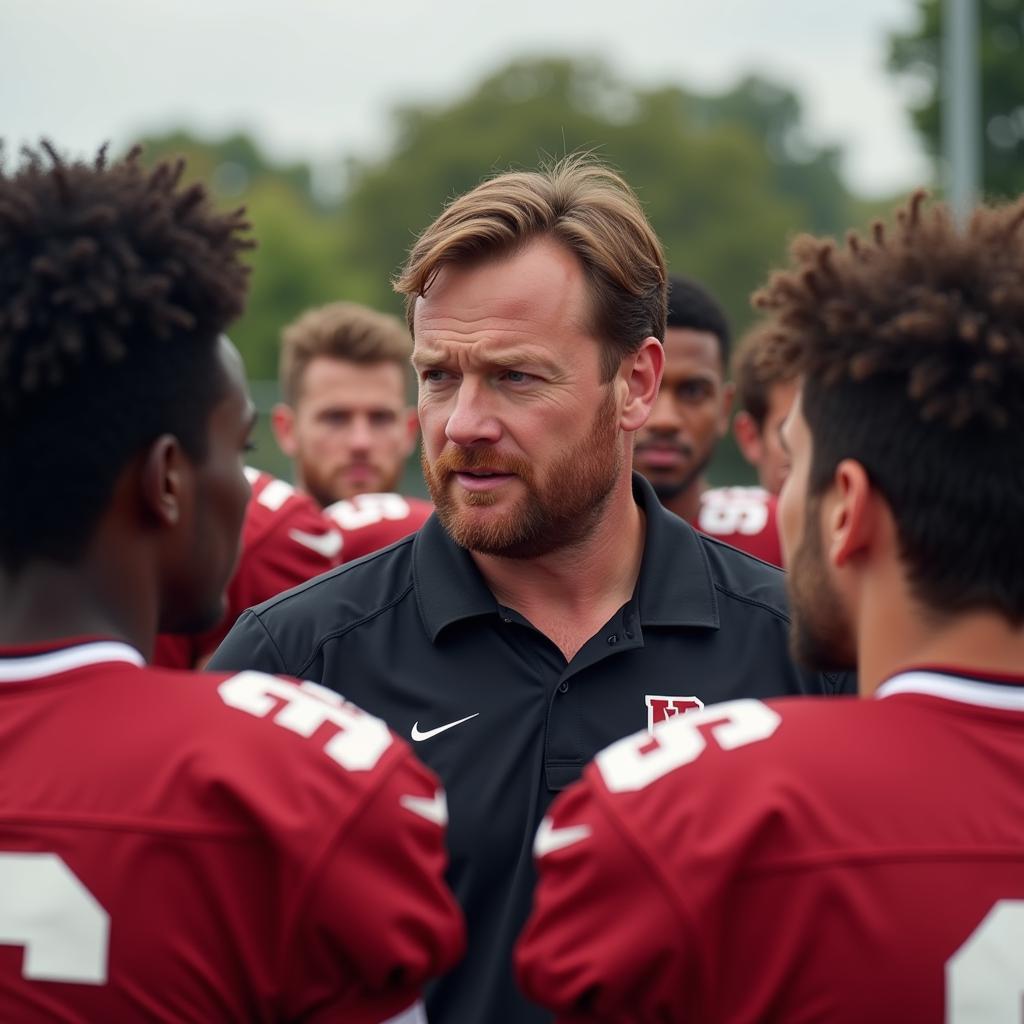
top-left (676, 381), bottom-right (710, 401)
top-left (423, 369), bottom-right (449, 383)
top-left (503, 370), bottom-right (532, 384)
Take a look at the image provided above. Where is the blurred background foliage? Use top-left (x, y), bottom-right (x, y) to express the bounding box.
top-left (132, 45), bottom-right (953, 485)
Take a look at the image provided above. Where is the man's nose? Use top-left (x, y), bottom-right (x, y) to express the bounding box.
top-left (444, 379), bottom-right (502, 447)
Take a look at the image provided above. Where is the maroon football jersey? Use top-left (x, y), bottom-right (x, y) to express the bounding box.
top-left (690, 485), bottom-right (783, 566)
top-left (517, 670), bottom-right (1024, 1023)
top-left (0, 639), bottom-right (464, 1022)
top-left (154, 468), bottom-right (343, 668)
top-left (323, 493), bottom-right (433, 563)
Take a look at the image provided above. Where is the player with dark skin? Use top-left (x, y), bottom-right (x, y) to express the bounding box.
top-left (0, 145), bottom-right (462, 1023)
top-left (633, 275), bottom-right (733, 524)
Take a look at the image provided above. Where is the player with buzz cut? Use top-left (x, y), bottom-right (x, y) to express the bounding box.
top-left (0, 143), bottom-right (463, 1022)
top-left (516, 191), bottom-right (1024, 1022)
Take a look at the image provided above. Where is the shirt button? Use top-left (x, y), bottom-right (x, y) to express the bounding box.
top-left (502, 616), bottom-right (512, 624)
top-left (558, 681), bottom-right (569, 693)
top-left (606, 634), bottom-right (619, 645)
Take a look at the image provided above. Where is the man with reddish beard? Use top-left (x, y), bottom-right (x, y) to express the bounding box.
top-left (517, 191), bottom-right (1024, 1023)
top-left (210, 156), bottom-right (848, 1024)
top-left (635, 274), bottom-right (784, 564)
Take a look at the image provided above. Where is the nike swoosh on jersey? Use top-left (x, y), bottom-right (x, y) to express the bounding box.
top-left (533, 816), bottom-right (592, 858)
top-left (400, 789), bottom-right (449, 826)
top-left (410, 713), bottom-right (480, 742)
top-left (288, 527), bottom-right (343, 560)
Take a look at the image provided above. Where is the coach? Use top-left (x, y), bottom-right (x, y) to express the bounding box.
top-left (210, 156), bottom-right (849, 1024)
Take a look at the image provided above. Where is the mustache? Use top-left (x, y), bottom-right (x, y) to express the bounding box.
top-left (431, 448), bottom-right (533, 477)
top-left (635, 440), bottom-right (694, 457)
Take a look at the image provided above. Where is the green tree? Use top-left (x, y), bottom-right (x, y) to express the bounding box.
top-left (888, 0), bottom-right (1024, 199)
top-left (340, 57), bottom-right (859, 340)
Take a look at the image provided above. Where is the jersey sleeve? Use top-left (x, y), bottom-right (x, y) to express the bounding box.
top-left (231, 501), bottom-right (341, 615)
top-left (515, 778), bottom-right (690, 1024)
top-left (281, 746), bottom-right (465, 1024)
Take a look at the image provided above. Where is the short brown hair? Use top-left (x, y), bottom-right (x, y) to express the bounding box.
top-left (394, 154), bottom-right (667, 381)
top-left (279, 301), bottom-right (412, 404)
top-left (731, 322), bottom-right (798, 429)
top-left (754, 190), bottom-right (1024, 622)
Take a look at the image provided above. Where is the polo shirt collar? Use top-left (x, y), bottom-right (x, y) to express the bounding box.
top-left (412, 471), bottom-right (720, 642)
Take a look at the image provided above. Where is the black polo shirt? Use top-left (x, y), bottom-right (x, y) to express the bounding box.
top-left (210, 473), bottom-right (851, 1024)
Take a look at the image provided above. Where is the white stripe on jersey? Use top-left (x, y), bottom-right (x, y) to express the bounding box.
top-left (876, 670), bottom-right (1024, 712)
top-left (380, 1000), bottom-right (428, 1024)
top-left (0, 641), bottom-right (144, 682)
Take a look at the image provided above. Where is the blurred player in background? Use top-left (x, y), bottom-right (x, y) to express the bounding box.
top-left (273, 300), bottom-right (432, 558)
top-left (0, 144), bottom-right (462, 1022)
top-left (517, 192), bottom-right (1024, 1022)
top-left (633, 274), bottom-right (782, 564)
top-left (731, 319), bottom-right (798, 494)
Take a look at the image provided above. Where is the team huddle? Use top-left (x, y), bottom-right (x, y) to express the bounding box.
top-left (1, 143), bottom-right (1022, 1023)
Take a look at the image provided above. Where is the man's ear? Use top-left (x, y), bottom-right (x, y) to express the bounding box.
top-left (271, 402), bottom-right (298, 459)
top-left (826, 459), bottom-right (875, 569)
top-left (140, 435), bottom-right (186, 528)
top-left (620, 337), bottom-right (664, 432)
top-left (733, 410), bottom-right (764, 467)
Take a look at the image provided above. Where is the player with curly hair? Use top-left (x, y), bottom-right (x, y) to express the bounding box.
top-left (517, 191), bottom-right (1024, 1023)
top-left (0, 144), bottom-right (462, 1022)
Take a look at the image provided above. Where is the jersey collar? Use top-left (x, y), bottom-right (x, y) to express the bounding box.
top-left (876, 668), bottom-right (1024, 711)
top-left (0, 639), bottom-right (145, 682)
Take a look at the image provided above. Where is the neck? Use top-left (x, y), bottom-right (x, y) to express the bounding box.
top-left (658, 476), bottom-right (706, 524)
top-left (0, 560), bottom-right (155, 661)
top-left (857, 580), bottom-right (1024, 695)
top-left (471, 472), bottom-right (646, 659)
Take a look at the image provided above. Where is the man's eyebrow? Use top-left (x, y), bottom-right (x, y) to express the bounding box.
top-left (411, 347), bottom-right (559, 372)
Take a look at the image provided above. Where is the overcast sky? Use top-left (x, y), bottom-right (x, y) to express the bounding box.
top-left (3, 0), bottom-right (932, 197)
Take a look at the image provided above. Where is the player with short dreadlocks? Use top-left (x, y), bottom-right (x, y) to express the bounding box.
top-left (0, 145), bottom-right (462, 1022)
top-left (517, 191), bottom-right (1024, 1023)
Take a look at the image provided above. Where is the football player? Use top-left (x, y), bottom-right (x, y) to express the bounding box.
top-left (516, 192), bottom-right (1024, 1022)
top-left (634, 274), bottom-right (782, 565)
top-left (0, 144), bottom-right (463, 1022)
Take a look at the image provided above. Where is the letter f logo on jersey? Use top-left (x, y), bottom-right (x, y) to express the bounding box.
top-left (645, 694), bottom-right (704, 734)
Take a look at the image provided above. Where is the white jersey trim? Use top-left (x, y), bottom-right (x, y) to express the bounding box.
top-left (876, 670), bottom-right (1024, 712)
top-left (379, 1000), bottom-right (427, 1024)
top-left (0, 641), bottom-right (145, 682)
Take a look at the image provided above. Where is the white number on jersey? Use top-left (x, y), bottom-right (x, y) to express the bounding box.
top-left (698, 487), bottom-right (770, 537)
top-left (0, 853), bottom-right (109, 984)
top-left (325, 493), bottom-right (411, 531)
top-left (946, 899), bottom-right (1024, 1023)
top-left (218, 672), bottom-right (392, 771)
top-left (597, 699), bottom-right (781, 793)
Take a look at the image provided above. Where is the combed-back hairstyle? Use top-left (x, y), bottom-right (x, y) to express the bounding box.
top-left (279, 301), bottom-right (412, 405)
top-left (0, 143), bottom-right (253, 572)
top-left (754, 190), bottom-right (1024, 622)
top-left (666, 274), bottom-right (731, 366)
top-left (732, 321), bottom-right (798, 428)
top-left (394, 154), bottom-right (667, 382)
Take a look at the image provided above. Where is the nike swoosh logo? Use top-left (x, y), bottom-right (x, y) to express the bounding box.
top-left (410, 713), bottom-right (480, 742)
top-left (288, 527), bottom-right (343, 560)
top-left (533, 816), bottom-right (592, 858)
top-left (400, 789), bottom-right (449, 826)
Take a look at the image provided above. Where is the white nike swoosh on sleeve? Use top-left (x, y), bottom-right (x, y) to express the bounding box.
top-left (533, 816), bottom-right (592, 858)
top-left (288, 527), bottom-right (343, 559)
top-left (399, 789), bottom-right (449, 826)
top-left (410, 713), bottom-right (480, 741)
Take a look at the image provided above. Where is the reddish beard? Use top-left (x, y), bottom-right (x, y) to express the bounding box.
top-left (422, 388), bottom-right (622, 558)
